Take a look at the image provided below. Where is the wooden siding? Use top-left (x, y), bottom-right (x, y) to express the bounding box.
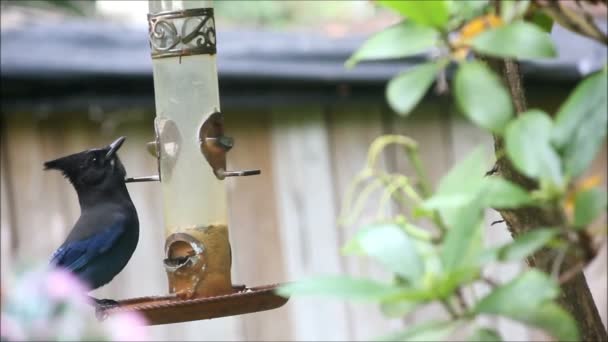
top-left (1, 102), bottom-right (606, 341)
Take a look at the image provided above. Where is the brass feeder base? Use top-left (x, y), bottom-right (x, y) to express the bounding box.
top-left (98, 284), bottom-right (289, 325)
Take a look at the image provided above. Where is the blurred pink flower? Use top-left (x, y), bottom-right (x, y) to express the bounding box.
top-left (0, 315), bottom-right (26, 341)
top-left (1, 263), bottom-right (149, 342)
top-left (105, 311), bottom-right (149, 341)
top-left (45, 267), bottom-right (91, 304)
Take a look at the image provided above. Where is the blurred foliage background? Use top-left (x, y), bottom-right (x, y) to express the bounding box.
top-left (0, 0), bottom-right (399, 36)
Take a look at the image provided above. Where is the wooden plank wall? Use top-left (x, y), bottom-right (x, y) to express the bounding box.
top-left (1, 102), bottom-right (606, 341)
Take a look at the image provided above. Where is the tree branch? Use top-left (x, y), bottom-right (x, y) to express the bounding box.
top-left (535, 0), bottom-right (608, 46)
top-left (486, 57), bottom-right (608, 342)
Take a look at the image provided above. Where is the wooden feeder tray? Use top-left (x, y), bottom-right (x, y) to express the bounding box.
top-left (98, 284), bottom-right (289, 325)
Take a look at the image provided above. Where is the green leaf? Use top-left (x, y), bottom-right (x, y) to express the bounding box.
top-left (500, 0), bottom-right (530, 23)
top-left (454, 61), bottom-right (513, 133)
top-left (435, 267), bottom-right (480, 297)
top-left (505, 109), bottom-right (563, 186)
top-left (475, 270), bottom-right (559, 315)
top-left (574, 188), bottom-right (608, 228)
top-left (478, 247), bottom-right (500, 265)
top-left (380, 300), bottom-right (419, 318)
top-left (382, 286), bottom-right (437, 302)
top-left (424, 147), bottom-right (489, 274)
top-left (497, 228), bottom-right (558, 261)
top-left (342, 224), bottom-right (425, 282)
top-left (552, 70), bottom-right (606, 146)
top-left (346, 21), bottom-right (439, 68)
top-left (441, 205), bottom-right (485, 273)
top-left (276, 276), bottom-right (402, 301)
top-left (378, 0), bottom-right (450, 29)
top-left (377, 320), bottom-right (459, 342)
top-left (531, 11), bottom-right (554, 33)
top-left (401, 222), bottom-right (434, 242)
top-left (473, 272), bottom-right (581, 341)
top-left (479, 177), bottom-right (534, 209)
top-left (425, 174), bottom-right (534, 211)
top-left (472, 21), bottom-right (557, 59)
top-left (434, 146), bottom-right (489, 201)
top-left (19, 0), bottom-right (87, 16)
top-left (552, 70), bottom-right (608, 177)
top-left (422, 193), bottom-right (476, 210)
top-left (387, 61), bottom-right (442, 116)
top-left (469, 327), bottom-right (502, 342)
top-left (512, 302), bottom-right (580, 342)
top-left (450, 0), bottom-right (489, 22)
top-left (431, 146), bottom-right (489, 224)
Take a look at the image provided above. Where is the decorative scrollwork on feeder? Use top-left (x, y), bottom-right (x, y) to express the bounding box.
top-left (148, 8), bottom-right (217, 59)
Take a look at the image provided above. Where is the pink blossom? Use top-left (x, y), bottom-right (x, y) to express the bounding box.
top-left (105, 311), bottom-right (149, 341)
top-left (0, 314), bottom-right (26, 341)
top-left (2, 263), bottom-right (149, 341)
top-left (45, 267), bottom-right (91, 304)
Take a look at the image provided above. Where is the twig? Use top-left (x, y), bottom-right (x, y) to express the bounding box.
top-left (482, 276), bottom-right (499, 288)
top-left (559, 262), bottom-right (587, 284)
top-left (375, 176), bottom-right (407, 220)
top-left (404, 146), bottom-right (433, 199)
top-left (441, 299), bottom-right (459, 319)
top-left (403, 145), bottom-right (450, 236)
top-left (503, 59), bottom-right (528, 113)
top-left (455, 289), bottom-right (468, 313)
top-left (551, 247), bottom-right (568, 280)
top-left (491, 219), bottom-right (505, 226)
top-left (469, 284), bottom-right (479, 303)
top-left (576, 230), bottom-right (598, 263)
top-left (575, 0), bottom-right (608, 43)
top-left (536, 0), bottom-right (608, 45)
top-left (485, 164), bottom-right (499, 176)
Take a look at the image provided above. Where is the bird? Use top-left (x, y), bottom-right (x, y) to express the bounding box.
top-left (44, 136), bottom-right (139, 311)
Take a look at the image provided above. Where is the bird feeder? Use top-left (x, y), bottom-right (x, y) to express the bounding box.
top-left (98, 0), bottom-right (288, 325)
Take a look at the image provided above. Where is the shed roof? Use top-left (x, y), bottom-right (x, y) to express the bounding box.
top-left (1, 18), bottom-right (606, 85)
top-left (1, 16), bottom-right (606, 113)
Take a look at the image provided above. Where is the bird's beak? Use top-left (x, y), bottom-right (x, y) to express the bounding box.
top-left (105, 136), bottom-right (126, 160)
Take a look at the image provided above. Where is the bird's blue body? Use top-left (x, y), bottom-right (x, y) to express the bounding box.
top-left (46, 137), bottom-right (139, 294)
top-left (50, 205), bottom-right (139, 290)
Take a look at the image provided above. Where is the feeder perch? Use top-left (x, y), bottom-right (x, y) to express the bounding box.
top-left (100, 0), bottom-right (288, 325)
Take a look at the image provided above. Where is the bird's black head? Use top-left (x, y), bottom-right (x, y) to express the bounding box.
top-left (44, 137), bottom-right (128, 190)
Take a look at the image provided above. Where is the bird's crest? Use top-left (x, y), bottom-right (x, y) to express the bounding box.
top-left (43, 137), bottom-right (127, 189)
top-left (44, 153), bottom-right (82, 182)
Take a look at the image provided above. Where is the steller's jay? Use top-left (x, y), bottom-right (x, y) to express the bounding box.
top-left (45, 136), bottom-right (139, 310)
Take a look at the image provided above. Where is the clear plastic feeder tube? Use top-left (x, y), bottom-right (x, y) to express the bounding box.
top-left (148, 0), bottom-right (232, 298)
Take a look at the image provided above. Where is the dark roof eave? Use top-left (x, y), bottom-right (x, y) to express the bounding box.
top-left (1, 18), bottom-right (606, 85)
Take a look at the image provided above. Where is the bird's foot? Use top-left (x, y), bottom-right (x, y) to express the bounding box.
top-left (89, 297), bottom-right (120, 321)
top-left (232, 284), bottom-right (247, 292)
top-left (95, 298), bottom-right (119, 308)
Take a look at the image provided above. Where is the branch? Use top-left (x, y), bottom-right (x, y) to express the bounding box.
top-left (455, 288), bottom-right (469, 313)
top-left (559, 262), bottom-right (587, 284)
top-left (535, 0), bottom-right (608, 45)
top-left (483, 56), bottom-right (608, 341)
top-left (482, 276), bottom-right (499, 288)
top-left (441, 299), bottom-right (459, 319)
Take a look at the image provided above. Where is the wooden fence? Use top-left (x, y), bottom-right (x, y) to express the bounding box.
top-left (1, 95), bottom-right (605, 341)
